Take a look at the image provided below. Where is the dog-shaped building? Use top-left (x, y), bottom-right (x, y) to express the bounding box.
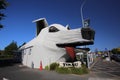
top-left (20, 18), bottom-right (95, 68)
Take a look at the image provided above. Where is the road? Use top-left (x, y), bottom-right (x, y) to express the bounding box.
top-left (0, 59), bottom-right (120, 80)
top-left (90, 58), bottom-right (120, 79)
top-left (0, 64), bottom-right (89, 80)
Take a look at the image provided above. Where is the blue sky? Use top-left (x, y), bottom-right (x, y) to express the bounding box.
top-left (0, 0), bottom-right (120, 51)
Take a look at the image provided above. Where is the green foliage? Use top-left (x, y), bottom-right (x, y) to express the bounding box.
top-left (0, 50), bottom-right (4, 55)
top-left (0, 24), bottom-right (3, 28)
top-left (71, 67), bottom-right (83, 74)
top-left (45, 65), bottom-right (49, 70)
top-left (0, 0), bottom-right (8, 29)
top-left (0, 55), bottom-right (13, 60)
top-left (4, 41), bottom-right (18, 55)
top-left (111, 48), bottom-right (120, 54)
top-left (49, 63), bottom-right (59, 70)
top-left (0, 0), bottom-right (8, 9)
top-left (46, 62), bottom-right (89, 75)
top-left (56, 67), bottom-right (71, 74)
top-left (45, 63), bottom-right (59, 70)
top-left (81, 64), bottom-right (89, 74)
top-left (56, 66), bottom-right (89, 75)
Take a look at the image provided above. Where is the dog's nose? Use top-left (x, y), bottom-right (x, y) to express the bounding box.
top-left (81, 27), bottom-right (95, 40)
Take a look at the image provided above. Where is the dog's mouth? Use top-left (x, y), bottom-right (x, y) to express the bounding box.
top-left (56, 27), bottom-right (95, 61)
top-left (57, 41), bottom-right (93, 61)
top-left (56, 41), bottom-right (94, 47)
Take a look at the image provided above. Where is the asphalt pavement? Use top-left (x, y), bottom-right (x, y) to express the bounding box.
top-left (90, 58), bottom-right (120, 80)
top-left (0, 59), bottom-right (120, 80)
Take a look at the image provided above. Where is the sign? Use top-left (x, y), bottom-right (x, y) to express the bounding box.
top-left (84, 19), bottom-right (90, 27)
top-left (59, 61), bottom-right (81, 68)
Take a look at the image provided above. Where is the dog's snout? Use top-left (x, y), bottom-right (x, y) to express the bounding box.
top-left (81, 27), bottom-right (95, 40)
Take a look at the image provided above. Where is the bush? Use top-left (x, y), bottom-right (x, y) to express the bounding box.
top-left (71, 67), bottom-right (83, 75)
top-left (45, 65), bottom-right (49, 70)
top-left (81, 64), bottom-right (89, 74)
top-left (50, 63), bottom-right (59, 70)
top-left (45, 62), bottom-right (89, 75)
top-left (56, 67), bottom-right (71, 74)
top-left (0, 55), bottom-right (14, 60)
top-left (56, 66), bottom-right (89, 75)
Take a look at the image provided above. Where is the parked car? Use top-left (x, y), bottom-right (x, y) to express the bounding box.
top-left (111, 54), bottom-right (120, 62)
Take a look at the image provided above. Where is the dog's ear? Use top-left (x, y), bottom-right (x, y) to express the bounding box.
top-left (65, 24), bottom-right (70, 30)
top-left (33, 18), bottom-right (48, 36)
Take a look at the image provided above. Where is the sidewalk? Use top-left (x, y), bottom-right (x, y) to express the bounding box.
top-left (88, 57), bottom-right (120, 80)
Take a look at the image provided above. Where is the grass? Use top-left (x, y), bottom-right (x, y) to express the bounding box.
top-left (45, 63), bottom-right (89, 75)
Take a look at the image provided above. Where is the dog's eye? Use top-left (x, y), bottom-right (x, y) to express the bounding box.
top-left (49, 26), bottom-right (59, 32)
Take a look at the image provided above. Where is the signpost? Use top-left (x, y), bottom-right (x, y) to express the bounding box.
top-left (59, 61), bottom-right (81, 68)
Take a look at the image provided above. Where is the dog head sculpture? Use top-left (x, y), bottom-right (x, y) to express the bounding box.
top-left (20, 18), bottom-right (95, 68)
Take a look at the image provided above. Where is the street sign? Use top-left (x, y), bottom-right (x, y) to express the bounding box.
top-left (84, 19), bottom-right (90, 27)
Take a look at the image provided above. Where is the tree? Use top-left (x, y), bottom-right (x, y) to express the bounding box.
top-left (111, 47), bottom-right (120, 54)
top-left (0, 50), bottom-right (4, 55)
top-left (0, 0), bottom-right (8, 29)
top-left (4, 41), bottom-right (18, 55)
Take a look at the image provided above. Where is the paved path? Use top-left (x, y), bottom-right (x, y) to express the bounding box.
top-left (90, 58), bottom-right (120, 80)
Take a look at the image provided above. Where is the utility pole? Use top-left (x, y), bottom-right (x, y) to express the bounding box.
top-left (81, 0), bottom-right (86, 27)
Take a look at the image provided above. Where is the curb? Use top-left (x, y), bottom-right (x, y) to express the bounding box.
top-left (89, 57), bottom-right (100, 70)
top-left (112, 60), bottom-right (120, 66)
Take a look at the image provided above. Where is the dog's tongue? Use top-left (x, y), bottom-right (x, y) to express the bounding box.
top-left (65, 47), bottom-right (75, 61)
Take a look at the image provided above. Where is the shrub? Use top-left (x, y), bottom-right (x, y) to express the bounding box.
top-left (56, 66), bottom-right (89, 75)
top-left (81, 64), bottom-right (89, 74)
top-left (45, 62), bottom-right (89, 75)
top-left (71, 67), bottom-right (83, 75)
top-left (50, 63), bottom-right (59, 70)
top-left (56, 67), bottom-right (71, 74)
top-left (0, 55), bottom-right (14, 60)
top-left (45, 65), bottom-right (49, 70)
